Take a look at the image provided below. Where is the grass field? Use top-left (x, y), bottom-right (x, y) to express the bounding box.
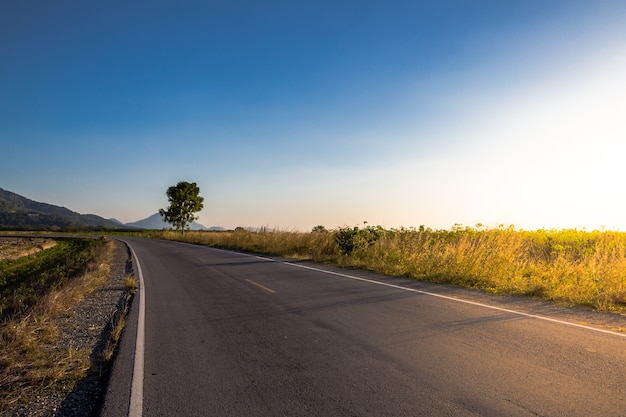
top-left (154, 225), bottom-right (626, 313)
top-left (0, 237), bottom-right (105, 319)
top-left (0, 236), bottom-right (113, 413)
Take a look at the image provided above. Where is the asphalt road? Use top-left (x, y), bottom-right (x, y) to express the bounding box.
top-left (101, 237), bottom-right (626, 417)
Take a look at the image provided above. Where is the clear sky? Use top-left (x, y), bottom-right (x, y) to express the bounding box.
top-left (2, 1), bottom-right (626, 231)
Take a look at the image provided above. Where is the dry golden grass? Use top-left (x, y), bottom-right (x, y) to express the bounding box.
top-left (0, 239), bottom-right (114, 413)
top-left (124, 275), bottom-right (138, 295)
top-left (102, 311), bottom-right (126, 363)
top-left (155, 227), bottom-right (626, 313)
top-left (157, 228), bottom-right (337, 260)
top-left (102, 274), bottom-right (136, 362)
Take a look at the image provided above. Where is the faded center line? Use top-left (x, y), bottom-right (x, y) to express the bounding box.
top-left (245, 278), bottom-right (276, 294)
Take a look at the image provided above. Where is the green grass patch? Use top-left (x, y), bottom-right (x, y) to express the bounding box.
top-left (0, 238), bottom-right (104, 319)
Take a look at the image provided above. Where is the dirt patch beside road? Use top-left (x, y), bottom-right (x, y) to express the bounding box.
top-left (0, 237), bottom-right (57, 261)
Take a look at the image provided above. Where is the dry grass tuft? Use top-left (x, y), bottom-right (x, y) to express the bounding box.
top-left (124, 274), bottom-right (138, 295)
top-left (102, 310), bottom-right (127, 363)
top-left (101, 275), bottom-right (136, 363)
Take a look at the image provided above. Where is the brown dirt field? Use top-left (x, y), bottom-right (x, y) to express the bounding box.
top-left (0, 237), bottom-right (57, 261)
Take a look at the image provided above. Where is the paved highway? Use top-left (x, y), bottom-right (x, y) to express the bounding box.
top-left (101, 237), bottom-right (626, 416)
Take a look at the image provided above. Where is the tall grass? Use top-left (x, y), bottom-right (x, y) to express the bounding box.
top-left (155, 226), bottom-right (626, 312)
top-left (157, 228), bottom-right (337, 260)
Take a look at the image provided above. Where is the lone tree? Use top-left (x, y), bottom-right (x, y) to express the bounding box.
top-left (159, 181), bottom-right (204, 234)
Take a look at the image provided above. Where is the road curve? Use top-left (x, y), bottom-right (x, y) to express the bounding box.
top-left (101, 237), bottom-right (626, 417)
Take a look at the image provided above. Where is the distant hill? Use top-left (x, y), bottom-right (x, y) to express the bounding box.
top-left (0, 188), bottom-right (125, 230)
top-left (125, 213), bottom-right (222, 231)
top-left (0, 187), bottom-right (223, 232)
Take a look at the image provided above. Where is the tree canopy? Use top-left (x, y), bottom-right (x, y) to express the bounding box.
top-left (158, 181), bottom-right (204, 233)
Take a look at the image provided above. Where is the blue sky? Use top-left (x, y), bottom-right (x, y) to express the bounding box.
top-left (2, 1), bottom-right (626, 231)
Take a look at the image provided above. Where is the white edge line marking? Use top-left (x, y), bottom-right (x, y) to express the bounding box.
top-left (250, 254), bottom-right (626, 339)
top-left (126, 242), bottom-right (145, 417)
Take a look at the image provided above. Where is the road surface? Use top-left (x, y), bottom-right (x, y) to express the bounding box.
top-left (101, 237), bottom-right (626, 416)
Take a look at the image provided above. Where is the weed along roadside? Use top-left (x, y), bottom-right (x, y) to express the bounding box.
top-left (155, 225), bottom-right (626, 315)
top-left (0, 236), bottom-right (137, 416)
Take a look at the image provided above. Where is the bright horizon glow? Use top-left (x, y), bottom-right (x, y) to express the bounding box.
top-left (2, 1), bottom-right (626, 231)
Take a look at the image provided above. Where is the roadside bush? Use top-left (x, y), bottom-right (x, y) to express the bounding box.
top-left (334, 224), bottom-right (383, 255)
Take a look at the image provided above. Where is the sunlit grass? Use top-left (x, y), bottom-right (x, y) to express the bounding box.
top-left (156, 226), bottom-right (626, 313)
top-left (157, 228), bottom-right (337, 260)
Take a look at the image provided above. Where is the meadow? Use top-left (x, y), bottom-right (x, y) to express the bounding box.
top-left (0, 237), bottom-right (105, 318)
top-left (155, 225), bottom-right (626, 313)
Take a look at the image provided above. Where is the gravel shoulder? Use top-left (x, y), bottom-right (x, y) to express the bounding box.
top-left (5, 239), bottom-right (133, 417)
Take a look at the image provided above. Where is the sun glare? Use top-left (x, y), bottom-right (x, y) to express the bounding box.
top-left (388, 36), bottom-right (626, 232)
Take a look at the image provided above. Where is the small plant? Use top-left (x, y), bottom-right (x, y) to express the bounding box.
top-left (124, 275), bottom-right (138, 295)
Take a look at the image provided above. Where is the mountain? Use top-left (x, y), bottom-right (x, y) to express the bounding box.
top-left (125, 213), bottom-right (221, 231)
top-left (0, 187), bottom-right (222, 232)
top-left (0, 188), bottom-right (125, 230)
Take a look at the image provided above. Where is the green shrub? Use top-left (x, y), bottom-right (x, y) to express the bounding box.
top-left (334, 224), bottom-right (383, 255)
